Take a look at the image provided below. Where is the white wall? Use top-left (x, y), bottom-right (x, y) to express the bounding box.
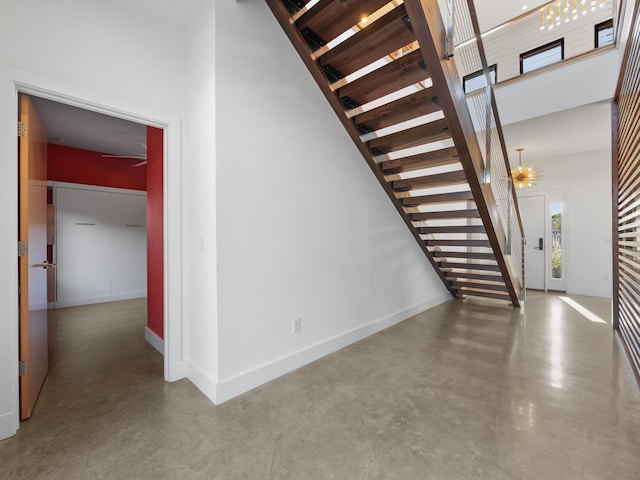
top-left (0, 0), bottom-right (187, 440)
top-left (210, 1), bottom-right (450, 402)
top-left (516, 148), bottom-right (612, 298)
top-left (476, 3), bottom-right (613, 82)
top-left (184, 1), bottom-right (220, 400)
top-left (494, 49), bottom-right (618, 124)
top-left (0, 0), bottom-right (187, 115)
top-left (55, 185), bottom-right (147, 308)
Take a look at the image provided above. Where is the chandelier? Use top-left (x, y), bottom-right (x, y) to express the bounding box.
top-left (540, 0), bottom-right (607, 31)
top-left (512, 148), bottom-right (538, 189)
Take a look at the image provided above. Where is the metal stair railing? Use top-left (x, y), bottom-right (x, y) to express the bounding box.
top-left (442, 0), bottom-right (526, 301)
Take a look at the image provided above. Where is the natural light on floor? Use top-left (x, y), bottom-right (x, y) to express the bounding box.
top-left (559, 296), bottom-right (608, 324)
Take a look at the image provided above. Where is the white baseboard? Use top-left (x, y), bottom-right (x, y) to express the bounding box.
top-left (204, 293), bottom-right (451, 405)
top-left (145, 327), bottom-right (164, 355)
top-left (0, 411), bottom-right (17, 441)
top-left (566, 288), bottom-right (612, 299)
top-left (166, 359), bottom-right (189, 383)
top-left (188, 361), bottom-right (219, 404)
top-left (55, 291), bottom-right (146, 309)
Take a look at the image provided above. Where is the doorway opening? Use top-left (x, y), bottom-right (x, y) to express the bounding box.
top-left (17, 92), bottom-right (167, 420)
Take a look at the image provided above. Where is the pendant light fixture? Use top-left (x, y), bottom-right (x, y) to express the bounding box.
top-left (512, 148), bottom-right (538, 189)
top-left (540, 0), bottom-right (608, 31)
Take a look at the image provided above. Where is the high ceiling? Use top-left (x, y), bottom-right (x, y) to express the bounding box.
top-left (31, 0), bottom-right (609, 168)
top-left (474, 0), bottom-right (549, 31)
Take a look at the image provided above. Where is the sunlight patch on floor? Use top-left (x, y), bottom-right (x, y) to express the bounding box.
top-left (559, 296), bottom-right (608, 324)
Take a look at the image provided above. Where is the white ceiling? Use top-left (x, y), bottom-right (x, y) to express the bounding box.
top-left (30, 96), bottom-right (147, 158)
top-left (502, 101), bottom-right (612, 164)
top-left (474, 0), bottom-right (549, 31)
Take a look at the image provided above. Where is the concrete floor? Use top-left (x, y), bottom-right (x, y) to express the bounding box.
top-left (1, 292), bottom-right (639, 479)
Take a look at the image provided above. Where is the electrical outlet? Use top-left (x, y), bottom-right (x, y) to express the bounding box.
top-left (292, 318), bottom-right (301, 334)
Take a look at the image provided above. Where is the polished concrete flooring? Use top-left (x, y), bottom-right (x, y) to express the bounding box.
top-left (1, 292), bottom-right (639, 479)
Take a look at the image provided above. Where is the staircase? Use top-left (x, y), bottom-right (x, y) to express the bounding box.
top-left (267, 0), bottom-right (524, 306)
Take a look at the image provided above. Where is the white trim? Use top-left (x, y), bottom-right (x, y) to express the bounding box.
top-left (188, 360), bottom-right (219, 404)
top-left (0, 65), bottom-right (186, 440)
top-left (0, 412), bottom-right (15, 441)
top-left (145, 327), bottom-right (165, 355)
top-left (50, 181), bottom-right (146, 196)
top-left (566, 288), bottom-right (612, 299)
top-left (192, 294), bottom-right (452, 405)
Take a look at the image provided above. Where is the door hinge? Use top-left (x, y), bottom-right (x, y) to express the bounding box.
top-left (18, 241), bottom-right (26, 257)
top-left (17, 121), bottom-right (26, 138)
top-left (19, 361), bottom-right (27, 376)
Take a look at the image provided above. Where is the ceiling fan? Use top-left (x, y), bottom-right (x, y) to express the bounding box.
top-left (100, 141), bottom-right (147, 167)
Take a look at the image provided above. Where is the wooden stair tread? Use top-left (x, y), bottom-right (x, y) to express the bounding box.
top-left (338, 49), bottom-right (428, 106)
top-left (411, 209), bottom-right (479, 220)
top-left (419, 225), bottom-right (485, 234)
top-left (452, 281), bottom-right (508, 292)
top-left (445, 272), bottom-right (504, 282)
top-left (440, 262), bottom-right (501, 272)
top-left (432, 251), bottom-right (496, 260)
top-left (393, 169), bottom-right (466, 191)
top-left (318, 5), bottom-right (414, 78)
top-left (460, 290), bottom-right (512, 301)
top-left (381, 146), bottom-right (458, 174)
top-left (402, 191), bottom-right (474, 206)
top-left (428, 239), bottom-right (490, 248)
top-left (296, 0), bottom-right (391, 45)
top-left (354, 87), bottom-right (440, 132)
top-left (370, 118), bottom-right (450, 153)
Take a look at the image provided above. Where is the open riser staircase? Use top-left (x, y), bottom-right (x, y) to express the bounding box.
top-left (267, 0), bottom-right (523, 305)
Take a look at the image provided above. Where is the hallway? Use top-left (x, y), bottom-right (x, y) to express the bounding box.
top-left (1, 293), bottom-right (639, 479)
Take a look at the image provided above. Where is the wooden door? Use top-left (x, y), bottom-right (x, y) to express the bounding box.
top-left (519, 195), bottom-right (545, 291)
top-left (19, 94), bottom-right (49, 420)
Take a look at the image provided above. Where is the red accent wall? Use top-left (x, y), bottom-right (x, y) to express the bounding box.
top-left (147, 127), bottom-right (164, 339)
top-left (48, 144), bottom-right (146, 191)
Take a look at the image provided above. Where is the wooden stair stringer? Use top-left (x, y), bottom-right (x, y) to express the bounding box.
top-left (403, 0), bottom-right (522, 306)
top-left (265, 0), bottom-right (459, 298)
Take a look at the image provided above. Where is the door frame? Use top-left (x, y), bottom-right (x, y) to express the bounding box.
top-left (1, 67), bottom-right (186, 438)
top-left (519, 192), bottom-right (569, 293)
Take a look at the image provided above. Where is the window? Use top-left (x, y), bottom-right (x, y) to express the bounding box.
top-left (462, 65), bottom-right (497, 94)
top-left (520, 39), bottom-right (564, 74)
top-left (595, 19), bottom-right (614, 48)
top-left (551, 202), bottom-right (562, 280)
